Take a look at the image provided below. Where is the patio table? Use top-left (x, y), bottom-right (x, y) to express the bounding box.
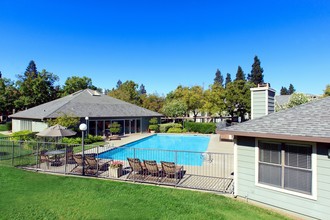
top-left (45, 150), bottom-right (65, 166)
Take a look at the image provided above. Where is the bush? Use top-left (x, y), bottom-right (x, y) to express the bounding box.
top-left (109, 122), bottom-right (121, 135)
top-left (167, 127), bottom-right (183, 133)
top-left (149, 117), bottom-right (158, 125)
top-left (6, 122), bottom-right (12, 131)
top-left (159, 123), bottom-right (182, 133)
top-left (148, 124), bottom-right (159, 132)
top-left (11, 130), bottom-right (35, 141)
top-left (184, 121), bottom-right (216, 134)
top-left (62, 135), bottom-right (104, 145)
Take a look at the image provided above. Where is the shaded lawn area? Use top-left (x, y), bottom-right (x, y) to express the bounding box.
top-left (0, 133), bottom-right (7, 137)
top-left (0, 124), bottom-right (8, 131)
top-left (0, 166), bottom-right (290, 220)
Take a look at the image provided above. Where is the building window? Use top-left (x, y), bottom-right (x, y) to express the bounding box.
top-left (258, 142), bottom-right (312, 195)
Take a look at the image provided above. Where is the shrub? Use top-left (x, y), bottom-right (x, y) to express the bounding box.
top-left (167, 127), bottom-right (183, 133)
top-left (149, 117), bottom-right (158, 125)
top-left (62, 135), bottom-right (104, 145)
top-left (109, 122), bottom-right (121, 135)
top-left (11, 130), bottom-right (35, 141)
top-left (184, 121), bottom-right (216, 134)
top-left (148, 124), bottom-right (159, 132)
top-left (159, 123), bottom-right (182, 133)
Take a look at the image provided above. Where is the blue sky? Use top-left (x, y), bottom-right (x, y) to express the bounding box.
top-left (1, 0), bottom-right (329, 96)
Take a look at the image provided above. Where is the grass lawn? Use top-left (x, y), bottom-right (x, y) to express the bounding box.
top-left (0, 166), bottom-right (290, 220)
top-left (0, 133), bottom-right (6, 137)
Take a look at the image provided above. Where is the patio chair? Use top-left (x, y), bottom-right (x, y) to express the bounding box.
top-left (160, 161), bottom-right (184, 183)
top-left (39, 150), bottom-right (50, 169)
top-left (143, 160), bottom-right (163, 182)
top-left (70, 154), bottom-right (85, 173)
top-left (85, 155), bottom-right (110, 174)
top-left (65, 147), bottom-right (75, 164)
top-left (127, 158), bottom-right (146, 180)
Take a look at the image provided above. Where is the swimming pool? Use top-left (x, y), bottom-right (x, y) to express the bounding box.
top-left (98, 134), bottom-right (210, 166)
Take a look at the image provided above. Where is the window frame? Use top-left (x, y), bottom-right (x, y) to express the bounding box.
top-left (255, 139), bottom-right (317, 200)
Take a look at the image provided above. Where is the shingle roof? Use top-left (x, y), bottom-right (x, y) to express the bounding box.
top-left (10, 89), bottom-right (163, 120)
top-left (221, 96), bottom-right (330, 142)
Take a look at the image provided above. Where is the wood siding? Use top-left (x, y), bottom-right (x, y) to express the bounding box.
top-left (236, 137), bottom-right (330, 219)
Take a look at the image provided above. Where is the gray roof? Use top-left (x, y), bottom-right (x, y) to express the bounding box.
top-left (221, 96), bottom-right (330, 143)
top-left (275, 95), bottom-right (291, 106)
top-left (10, 89), bottom-right (163, 120)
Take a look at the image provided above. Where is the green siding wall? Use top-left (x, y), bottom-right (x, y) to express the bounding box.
top-left (236, 137), bottom-right (330, 219)
top-left (252, 91), bottom-right (266, 119)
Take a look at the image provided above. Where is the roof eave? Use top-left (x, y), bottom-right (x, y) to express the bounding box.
top-left (220, 130), bottom-right (330, 143)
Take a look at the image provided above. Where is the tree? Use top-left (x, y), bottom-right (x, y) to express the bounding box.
top-left (225, 80), bottom-right (254, 118)
top-left (108, 80), bottom-right (141, 105)
top-left (139, 84), bottom-right (147, 95)
top-left (288, 84), bottom-right (295, 95)
top-left (47, 113), bottom-right (80, 129)
top-left (141, 93), bottom-right (165, 113)
top-left (214, 69), bottom-right (223, 87)
top-left (186, 86), bottom-right (204, 122)
top-left (280, 86), bottom-right (289, 95)
top-left (248, 56), bottom-right (264, 85)
top-left (324, 84), bottom-right (330, 97)
top-left (235, 66), bottom-right (245, 81)
top-left (61, 76), bottom-right (96, 97)
top-left (0, 77), bottom-right (18, 116)
top-left (116, 80), bottom-right (122, 89)
top-left (161, 99), bottom-right (187, 121)
top-left (287, 93), bottom-right (310, 108)
top-left (15, 61), bottom-right (60, 110)
top-left (203, 84), bottom-right (226, 118)
top-left (225, 73), bottom-right (231, 87)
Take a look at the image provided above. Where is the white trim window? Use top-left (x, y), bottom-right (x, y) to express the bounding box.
top-left (258, 141), bottom-right (312, 195)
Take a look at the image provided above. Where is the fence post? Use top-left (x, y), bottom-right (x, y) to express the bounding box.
top-left (175, 151), bottom-right (178, 187)
top-left (11, 141), bottom-right (14, 166)
top-left (64, 144), bottom-right (67, 174)
top-left (36, 142), bottom-right (39, 168)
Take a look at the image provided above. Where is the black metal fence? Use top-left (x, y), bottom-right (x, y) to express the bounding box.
top-left (0, 139), bottom-right (234, 193)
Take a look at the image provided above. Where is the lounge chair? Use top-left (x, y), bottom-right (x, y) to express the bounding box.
top-left (127, 158), bottom-right (146, 180)
top-left (160, 161), bottom-right (184, 183)
top-left (143, 160), bottom-right (163, 182)
top-left (70, 154), bottom-right (85, 173)
top-left (85, 155), bottom-right (110, 174)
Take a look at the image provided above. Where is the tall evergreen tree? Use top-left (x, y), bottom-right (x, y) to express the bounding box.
top-left (214, 69), bottom-right (224, 87)
top-left (280, 86), bottom-right (289, 95)
top-left (139, 84), bottom-right (147, 95)
top-left (116, 80), bottom-right (122, 89)
top-left (248, 56), bottom-right (264, 85)
top-left (235, 66), bottom-right (245, 81)
top-left (24, 60), bottom-right (38, 79)
top-left (225, 73), bottom-right (231, 87)
top-left (288, 84), bottom-right (295, 95)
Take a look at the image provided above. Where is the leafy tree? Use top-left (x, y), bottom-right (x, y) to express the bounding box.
top-left (248, 56), bottom-right (264, 85)
top-left (235, 66), bottom-right (245, 81)
top-left (15, 61), bottom-right (60, 110)
top-left (324, 84), bottom-right (330, 97)
top-left (109, 122), bottom-right (121, 135)
top-left (214, 69), bottom-right (223, 87)
top-left (116, 80), bottom-right (122, 89)
top-left (225, 80), bottom-right (254, 118)
top-left (287, 93), bottom-right (310, 108)
top-left (108, 80), bottom-right (141, 105)
top-left (225, 73), bottom-right (231, 87)
top-left (141, 93), bottom-right (165, 113)
top-left (203, 84), bottom-right (226, 118)
top-left (0, 77), bottom-right (18, 116)
top-left (161, 99), bottom-right (187, 122)
top-left (280, 86), bottom-right (289, 95)
top-left (139, 84), bottom-right (147, 95)
top-left (47, 113), bottom-right (80, 129)
top-left (288, 84), bottom-right (295, 95)
top-left (187, 86), bottom-right (204, 122)
top-left (61, 76), bottom-right (96, 97)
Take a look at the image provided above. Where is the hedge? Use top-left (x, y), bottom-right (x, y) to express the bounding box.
top-left (167, 127), bottom-right (183, 133)
top-left (184, 121), bottom-right (216, 134)
top-left (159, 123), bottom-right (182, 133)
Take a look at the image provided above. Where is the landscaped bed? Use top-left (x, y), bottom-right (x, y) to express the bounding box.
top-left (0, 165), bottom-right (291, 219)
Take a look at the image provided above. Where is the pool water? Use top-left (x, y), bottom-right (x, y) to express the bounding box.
top-left (98, 134), bottom-right (210, 166)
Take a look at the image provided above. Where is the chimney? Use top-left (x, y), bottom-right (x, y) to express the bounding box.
top-left (250, 83), bottom-right (275, 119)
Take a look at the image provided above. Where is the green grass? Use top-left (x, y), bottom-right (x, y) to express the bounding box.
top-left (0, 133), bottom-right (7, 137)
top-left (0, 166), bottom-right (290, 220)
